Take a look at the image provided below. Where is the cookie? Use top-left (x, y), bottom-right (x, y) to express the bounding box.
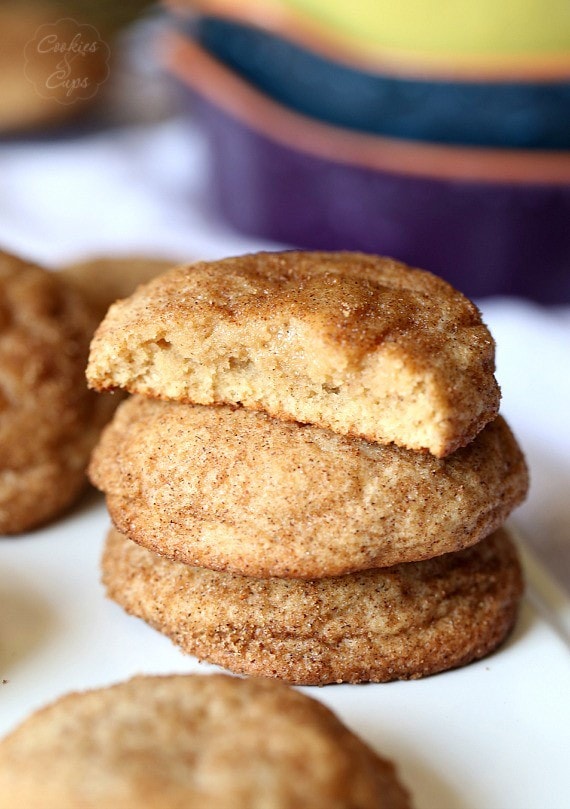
top-left (87, 251), bottom-right (500, 457)
top-left (0, 673), bottom-right (411, 809)
top-left (61, 256), bottom-right (176, 320)
top-left (102, 527), bottom-right (523, 685)
top-left (0, 251), bottom-right (113, 534)
top-left (89, 396), bottom-right (527, 577)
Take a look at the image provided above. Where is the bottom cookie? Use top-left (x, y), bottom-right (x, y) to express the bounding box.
top-left (102, 527), bottom-right (523, 686)
top-left (0, 673), bottom-right (411, 809)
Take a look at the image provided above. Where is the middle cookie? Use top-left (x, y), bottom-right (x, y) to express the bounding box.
top-left (90, 396), bottom-right (528, 578)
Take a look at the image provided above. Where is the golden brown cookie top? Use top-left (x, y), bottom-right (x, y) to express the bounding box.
top-left (0, 674), bottom-right (411, 809)
top-left (87, 251), bottom-right (500, 456)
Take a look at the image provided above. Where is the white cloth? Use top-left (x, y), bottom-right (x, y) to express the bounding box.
top-left (0, 120), bottom-right (280, 264)
top-left (1, 118), bottom-right (569, 600)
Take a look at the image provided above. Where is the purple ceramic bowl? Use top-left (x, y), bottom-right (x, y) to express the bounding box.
top-left (164, 35), bottom-right (570, 302)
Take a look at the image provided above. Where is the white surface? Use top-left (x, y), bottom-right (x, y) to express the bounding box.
top-left (1, 119), bottom-right (570, 809)
top-left (1, 505), bottom-right (569, 809)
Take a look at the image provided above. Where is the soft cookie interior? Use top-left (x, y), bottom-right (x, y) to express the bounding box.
top-left (87, 251), bottom-right (500, 457)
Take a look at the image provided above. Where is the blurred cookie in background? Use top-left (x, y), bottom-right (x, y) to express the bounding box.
top-left (61, 256), bottom-right (177, 320)
top-left (102, 525), bottom-right (523, 685)
top-left (0, 250), bottom-right (114, 534)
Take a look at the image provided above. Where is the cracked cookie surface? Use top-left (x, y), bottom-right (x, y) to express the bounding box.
top-left (87, 251), bottom-right (500, 457)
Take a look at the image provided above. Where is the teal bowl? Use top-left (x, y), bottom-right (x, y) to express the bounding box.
top-left (189, 16), bottom-right (570, 149)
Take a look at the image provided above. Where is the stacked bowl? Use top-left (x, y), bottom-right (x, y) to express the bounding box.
top-left (162, 0), bottom-right (570, 301)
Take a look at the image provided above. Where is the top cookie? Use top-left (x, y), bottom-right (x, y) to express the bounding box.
top-left (0, 251), bottom-right (112, 534)
top-left (0, 674), bottom-right (411, 809)
top-left (87, 251), bottom-right (500, 456)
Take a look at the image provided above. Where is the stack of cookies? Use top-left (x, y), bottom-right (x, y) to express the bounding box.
top-left (87, 251), bottom-right (528, 685)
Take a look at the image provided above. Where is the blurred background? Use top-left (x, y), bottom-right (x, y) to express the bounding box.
top-left (0, 0), bottom-right (569, 590)
top-left (1, 0), bottom-right (570, 299)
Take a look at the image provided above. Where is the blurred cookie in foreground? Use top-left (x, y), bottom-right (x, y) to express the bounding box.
top-left (0, 251), bottom-right (113, 534)
top-left (87, 251), bottom-right (500, 457)
top-left (0, 673), bottom-right (412, 809)
top-left (103, 526), bottom-right (523, 685)
top-left (91, 396), bottom-right (528, 577)
top-left (61, 256), bottom-right (177, 320)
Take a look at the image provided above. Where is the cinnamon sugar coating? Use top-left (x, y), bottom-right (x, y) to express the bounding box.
top-left (102, 528), bottom-right (523, 685)
top-left (90, 396), bottom-right (528, 578)
top-left (87, 252), bottom-right (500, 457)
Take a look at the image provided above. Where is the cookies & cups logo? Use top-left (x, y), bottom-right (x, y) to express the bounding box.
top-left (24, 18), bottom-right (111, 105)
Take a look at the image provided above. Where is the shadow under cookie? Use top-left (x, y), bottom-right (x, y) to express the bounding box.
top-left (102, 527), bottom-right (524, 686)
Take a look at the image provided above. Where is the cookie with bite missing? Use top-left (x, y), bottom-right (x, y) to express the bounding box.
top-left (0, 250), bottom-right (113, 534)
top-left (87, 251), bottom-right (500, 457)
top-left (0, 673), bottom-right (411, 809)
top-left (102, 526), bottom-right (523, 685)
top-left (90, 395), bottom-right (527, 578)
